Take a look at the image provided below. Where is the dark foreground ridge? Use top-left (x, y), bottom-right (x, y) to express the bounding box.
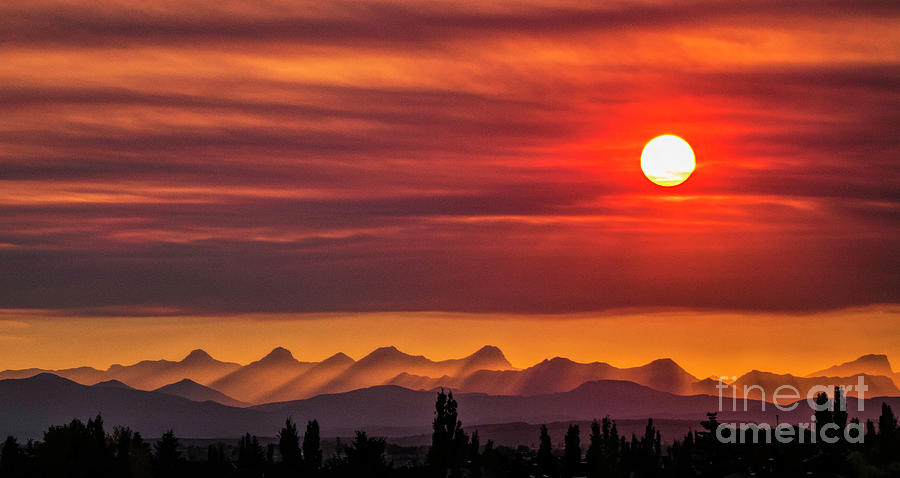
top-left (2, 386), bottom-right (900, 477)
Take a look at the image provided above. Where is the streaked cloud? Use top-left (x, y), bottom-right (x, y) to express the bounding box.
top-left (0, 0), bottom-right (897, 314)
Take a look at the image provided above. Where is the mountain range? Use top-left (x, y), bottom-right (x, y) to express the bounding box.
top-left (3, 373), bottom-right (899, 442)
top-left (1, 347), bottom-right (897, 408)
top-left (0, 349), bottom-right (240, 390)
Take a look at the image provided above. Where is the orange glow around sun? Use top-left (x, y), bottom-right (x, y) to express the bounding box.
top-left (640, 135), bottom-right (696, 187)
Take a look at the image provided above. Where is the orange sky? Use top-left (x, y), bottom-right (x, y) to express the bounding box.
top-left (0, 1), bottom-right (898, 370)
top-left (1, 306), bottom-right (898, 379)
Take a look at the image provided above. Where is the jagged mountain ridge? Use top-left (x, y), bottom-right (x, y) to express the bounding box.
top-left (1, 350), bottom-right (897, 405)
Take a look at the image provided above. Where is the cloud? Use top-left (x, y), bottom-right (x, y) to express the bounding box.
top-left (0, 0), bottom-right (896, 314)
top-left (1, 0), bottom-right (897, 48)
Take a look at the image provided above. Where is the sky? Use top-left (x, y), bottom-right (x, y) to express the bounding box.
top-left (0, 1), bottom-right (898, 370)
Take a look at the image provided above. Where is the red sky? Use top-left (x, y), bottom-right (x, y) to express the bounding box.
top-left (0, 1), bottom-right (898, 367)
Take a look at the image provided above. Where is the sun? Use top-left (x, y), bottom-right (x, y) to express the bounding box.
top-left (640, 135), bottom-right (695, 187)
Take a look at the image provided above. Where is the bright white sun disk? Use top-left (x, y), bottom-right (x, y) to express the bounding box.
top-left (640, 135), bottom-right (695, 187)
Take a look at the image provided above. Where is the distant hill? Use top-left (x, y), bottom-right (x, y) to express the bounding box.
top-left (92, 380), bottom-right (133, 390)
top-left (153, 379), bottom-right (250, 408)
top-left (0, 374), bottom-right (273, 439)
top-left (692, 371), bottom-right (900, 402)
top-left (453, 357), bottom-right (698, 396)
top-left (808, 354), bottom-right (896, 382)
top-left (0, 349), bottom-right (241, 390)
top-left (4, 373), bottom-right (900, 440)
top-left (0, 366), bottom-right (108, 385)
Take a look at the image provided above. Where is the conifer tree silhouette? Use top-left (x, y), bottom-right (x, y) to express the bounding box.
top-left (206, 442), bottom-right (230, 477)
top-left (586, 416), bottom-right (620, 477)
top-left (468, 430), bottom-right (482, 478)
top-left (585, 419), bottom-right (602, 477)
top-left (563, 424), bottom-right (581, 478)
top-left (344, 431), bottom-right (388, 477)
top-left (278, 417), bottom-right (302, 474)
top-left (875, 402), bottom-right (898, 465)
top-left (0, 436), bottom-right (26, 478)
top-left (303, 419), bottom-right (322, 474)
top-left (813, 392), bottom-right (834, 429)
top-left (40, 415), bottom-right (113, 476)
top-left (481, 439), bottom-right (497, 475)
top-left (153, 429), bottom-right (182, 477)
top-left (878, 402), bottom-right (897, 437)
top-left (427, 388), bottom-right (469, 477)
top-left (237, 433), bottom-right (266, 477)
top-left (633, 418), bottom-right (661, 475)
top-left (537, 424), bottom-right (556, 477)
top-left (110, 426), bottom-right (151, 478)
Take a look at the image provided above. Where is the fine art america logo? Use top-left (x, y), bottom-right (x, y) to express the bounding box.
top-left (713, 376), bottom-right (867, 444)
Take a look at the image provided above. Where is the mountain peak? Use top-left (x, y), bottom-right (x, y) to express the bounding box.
top-left (808, 353), bottom-right (894, 377)
top-left (846, 354), bottom-right (892, 370)
top-left (259, 347), bottom-right (297, 364)
top-left (469, 345), bottom-right (510, 362)
top-left (365, 346), bottom-right (411, 360)
top-left (181, 349), bottom-right (214, 363)
top-left (648, 357), bottom-right (676, 366)
top-left (534, 356), bottom-right (579, 369)
top-left (323, 352), bottom-right (355, 365)
top-left (642, 358), bottom-right (694, 375)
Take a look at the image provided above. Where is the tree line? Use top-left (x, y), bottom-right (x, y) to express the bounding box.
top-left (2, 389), bottom-right (900, 477)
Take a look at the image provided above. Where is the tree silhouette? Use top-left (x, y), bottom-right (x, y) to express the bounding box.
top-left (0, 436), bottom-right (27, 478)
top-left (480, 439), bottom-right (497, 475)
top-left (878, 402), bottom-right (897, 437)
top-left (586, 416), bottom-right (620, 477)
top-left (237, 433), bottom-right (266, 477)
top-left (813, 391), bottom-right (834, 430)
top-left (90, 415), bottom-right (112, 476)
top-left (110, 426), bottom-right (151, 478)
top-left (563, 424), bottom-right (580, 478)
top-left (344, 431), bottom-right (388, 477)
top-left (303, 419), bottom-right (322, 474)
top-left (278, 417), bottom-right (302, 474)
top-left (205, 442), bottom-right (230, 477)
top-left (875, 402), bottom-right (898, 465)
top-left (632, 418), bottom-right (661, 476)
top-left (833, 386), bottom-right (848, 431)
top-left (427, 388), bottom-right (469, 477)
top-left (468, 430), bottom-right (482, 478)
top-left (111, 426), bottom-right (133, 477)
top-left (537, 424), bottom-right (556, 477)
top-left (40, 415), bottom-right (113, 477)
top-left (153, 429), bottom-right (183, 477)
top-left (585, 419), bottom-right (602, 477)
